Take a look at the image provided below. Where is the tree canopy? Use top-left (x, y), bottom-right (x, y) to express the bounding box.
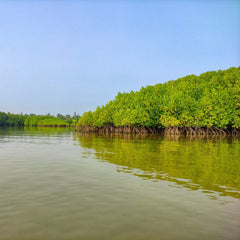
top-left (0, 112), bottom-right (79, 127)
top-left (77, 67), bottom-right (240, 132)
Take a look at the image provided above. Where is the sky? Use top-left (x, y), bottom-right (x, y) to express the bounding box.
top-left (0, 0), bottom-right (239, 116)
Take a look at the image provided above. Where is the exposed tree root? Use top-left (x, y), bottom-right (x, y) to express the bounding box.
top-left (75, 126), bottom-right (163, 134)
top-left (76, 125), bottom-right (240, 135)
top-left (164, 127), bottom-right (239, 135)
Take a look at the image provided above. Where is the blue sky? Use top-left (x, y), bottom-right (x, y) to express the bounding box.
top-left (0, 0), bottom-right (239, 115)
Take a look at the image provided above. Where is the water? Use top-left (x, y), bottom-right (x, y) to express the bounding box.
top-left (0, 127), bottom-right (239, 240)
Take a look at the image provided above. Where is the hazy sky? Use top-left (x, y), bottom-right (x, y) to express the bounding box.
top-left (0, 0), bottom-right (239, 115)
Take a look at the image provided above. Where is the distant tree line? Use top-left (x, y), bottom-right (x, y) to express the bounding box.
top-left (0, 112), bottom-right (27, 126)
top-left (0, 112), bottom-right (80, 127)
top-left (76, 67), bottom-right (240, 135)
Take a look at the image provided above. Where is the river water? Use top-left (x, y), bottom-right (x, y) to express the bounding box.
top-left (0, 127), bottom-right (239, 240)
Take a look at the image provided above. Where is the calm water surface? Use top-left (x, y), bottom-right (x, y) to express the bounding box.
top-left (0, 127), bottom-right (239, 240)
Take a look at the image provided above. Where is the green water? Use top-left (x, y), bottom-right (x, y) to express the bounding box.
top-left (0, 127), bottom-right (239, 240)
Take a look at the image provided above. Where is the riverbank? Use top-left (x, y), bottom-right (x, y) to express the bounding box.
top-left (75, 126), bottom-right (240, 135)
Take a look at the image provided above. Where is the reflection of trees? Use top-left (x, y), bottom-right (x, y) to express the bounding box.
top-left (23, 126), bottom-right (72, 135)
top-left (76, 133), bottom-right (240, 199)
top-left (0, 127), bottom-right (72, 141)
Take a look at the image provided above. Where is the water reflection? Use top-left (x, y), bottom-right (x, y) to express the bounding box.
top-left (75, 133), bottom-right (240, 199)
top-left (0, 127), bottom-right (72, 143)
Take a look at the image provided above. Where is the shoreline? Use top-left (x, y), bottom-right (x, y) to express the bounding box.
top-left (75, 126), bottom-right (240, 135)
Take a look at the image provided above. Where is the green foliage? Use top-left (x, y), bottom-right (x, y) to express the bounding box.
top-left (78, 111), bottom-right (94, 127)
top-left (77, 67), bottom-right (240, 129)
top-left (57, 113), bottom-right (80, 125)
top-left (0, 112), bottom-right (79, 127)
top-left (0, 112), bottom-right (27, 126)
top-left (24, 116), bottom-right (69, 127)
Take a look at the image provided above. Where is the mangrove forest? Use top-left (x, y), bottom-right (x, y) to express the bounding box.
top-left (0, 112), bottom-right (79, 127)
top-left (76, 67), bottom-right (240, 135)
